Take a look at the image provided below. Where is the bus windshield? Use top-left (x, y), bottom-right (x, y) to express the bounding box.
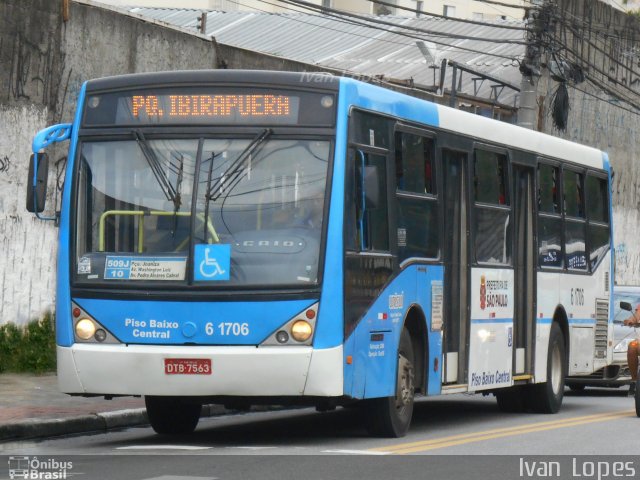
top-left (74, 136), bottom-right (330, 288)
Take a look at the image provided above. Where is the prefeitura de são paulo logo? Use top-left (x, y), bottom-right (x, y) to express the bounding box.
top-left (8, 456), bottom-right (73, 480)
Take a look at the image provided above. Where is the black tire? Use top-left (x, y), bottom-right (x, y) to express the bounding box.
top-left (145, 396), bottom-right (202, 434)
top-left (496, 386), bottom-right (526, 413)
top-left (568, 384), bottom-right (586, 392)
top-left (635, 374), bottom-right (640, 418)
top-left (364, 328), bottom-right (415, 437)
top-left (527, 322), bottom-right (566, 413)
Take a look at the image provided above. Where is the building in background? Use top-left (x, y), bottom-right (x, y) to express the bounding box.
top-left (98, 0), bottom-right (526, 19)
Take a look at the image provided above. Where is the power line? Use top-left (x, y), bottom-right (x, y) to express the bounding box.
top-left (365, 0), bottom-right (527, 30)
top-left (266, 0), bottom-right (525, 58)
top-left (274, 0), bottom-right (529, 44)
top-left (225, 0), bottom-right (414, 48)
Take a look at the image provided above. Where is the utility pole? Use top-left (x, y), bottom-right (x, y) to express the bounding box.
top-left (517, 1), bottom-right (544, 129)
top-left (197, 11), bottom-right (208, 34)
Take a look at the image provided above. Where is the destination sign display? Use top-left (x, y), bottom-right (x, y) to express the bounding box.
top-left (82, 87), bottom-right (335, 127)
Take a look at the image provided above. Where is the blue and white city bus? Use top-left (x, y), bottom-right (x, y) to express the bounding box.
top-left (28, 70), bottom-right (614, 437)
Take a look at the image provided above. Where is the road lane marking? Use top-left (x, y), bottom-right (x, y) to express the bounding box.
top-left (322, 449), bottom-right (391, 455)
top-left (370, 410), bottom-right (635, 454)
top-left (117, 445), bottom-right (212, 450)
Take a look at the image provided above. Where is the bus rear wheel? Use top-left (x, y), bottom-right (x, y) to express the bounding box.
top-left (365, 328), bottom-right (415, 437)
top-left (145, 396), bottom-right (202, 434)
top-left (527, 322), bottom-right (566, 413)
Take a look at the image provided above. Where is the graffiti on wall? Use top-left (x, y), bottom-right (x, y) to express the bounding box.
top-left (0, 156), bottom-right (10, 174)
top-left (5, 31), bottom-right (64, 115)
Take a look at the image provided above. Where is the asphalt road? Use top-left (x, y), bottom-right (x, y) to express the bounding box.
top-left (1, 388), bottom-right (638, 480)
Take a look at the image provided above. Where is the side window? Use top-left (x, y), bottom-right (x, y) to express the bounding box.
top-left (395, 132), bottom-right (435, 195)
top-left (474, 149), bottom-right (508, 205)
top-left (538, 164), bottom-right (560, 214)
top-left (345, 149), bottom-right (389, 252)
top-left (351, 110), bottom-right (391, 149)
top-left (586, 175), bottom-right (610, 270)
top-left (395, 131), bottom-right (438, 261)
top-left (538, 163), bottom-right (562, 268)
top-left (563, 170), bottom-right (585, 218)
top-left (564, 169), bottom-right (587, 271)
top-left (473, 149), bottom-right (511, 265)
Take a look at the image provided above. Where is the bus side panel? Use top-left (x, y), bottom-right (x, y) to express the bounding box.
top-left (416, 265), bottom-right (444, 396)
top-left (343, 265), bottom-right (443, 400)
top-left (467, 268), bottom-right (514, 392)
top-left (535, 271), bottom-right (560, 382)
top-left (56, 82), bottom-right (87, 348)
top-left (562, 259), bottom-right (611, 375)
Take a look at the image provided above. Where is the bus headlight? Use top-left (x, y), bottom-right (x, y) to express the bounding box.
top-left (291, 320), bottom-right (313, 342)
top-left (260, 303), bottom-right (318, 346)
top-left (75, 318), bottom-right (96, 340)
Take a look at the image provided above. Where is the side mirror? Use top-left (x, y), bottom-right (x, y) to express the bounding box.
top-left (26, 153), bottom-right (49, 213)
top-left (363, 165), bottom-right (381, 209)
top-left (620, 301), bottom-right (632, 312)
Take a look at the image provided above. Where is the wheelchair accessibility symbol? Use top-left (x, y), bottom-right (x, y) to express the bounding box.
top-left (194, 244), bottom-right (231, 281)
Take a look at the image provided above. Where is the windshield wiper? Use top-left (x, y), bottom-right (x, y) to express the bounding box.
top-left (133, 130), bottom-right (181, 212)
top-left (206, 128), bottom-right (272, 203)
top-left (171, 151), bottom-right (185, 234)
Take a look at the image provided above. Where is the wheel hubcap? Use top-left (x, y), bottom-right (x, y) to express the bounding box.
top-left (396, 354), bottom-right (414, 410)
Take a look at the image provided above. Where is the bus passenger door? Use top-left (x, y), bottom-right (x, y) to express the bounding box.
top-left (513, 165), bottom-right (535, 376)
top-left (442, 149), bottom-right (469, 384)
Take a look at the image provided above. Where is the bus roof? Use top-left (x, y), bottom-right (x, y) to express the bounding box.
top-left (84, 69), bottom-right (340, 93)
top-left (82, 70), bottom-right (606, 170)
top-left (339, 76), bottom-right (606, 170)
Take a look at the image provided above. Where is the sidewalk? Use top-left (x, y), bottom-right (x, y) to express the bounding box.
top-left (0, 373), bottom-right (229, 442)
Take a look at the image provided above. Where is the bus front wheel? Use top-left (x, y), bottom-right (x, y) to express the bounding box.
top-left (364, 328), bottom-right (415, 437)
top-left (527, 322), bottom-right (566, 413)
top-left (145, 396), bottom-right (202, 434)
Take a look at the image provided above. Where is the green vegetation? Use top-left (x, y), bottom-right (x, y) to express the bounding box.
top-left (0, 313), bottom-right (56, 373)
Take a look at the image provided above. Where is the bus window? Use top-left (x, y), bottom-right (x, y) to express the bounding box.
top-left (538, 163), bottom-right (562, 268)
top-left (564, 170), bottom-right (585, 218)
top-left (473, 149), bottom-right (511, 265)
top-left (346, 149), bottom-right (389, 252)
top-left (394, 131), bottom-right (438, 261)
top-left (394, 131), bottom-right (435, 195)
top-left (564, 169), bottom-right (587, 271)
top-left (586, 175), bottom-right (610, 270)
top-left (538, 164), bottom-right (560, 214)
top-left (351, 110), bottom-right (391, 149)
top-left (538, 216), bottom-right (563, 268)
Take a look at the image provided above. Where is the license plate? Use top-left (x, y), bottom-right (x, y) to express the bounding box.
top-left (164, 358), bottom-right (212, 375)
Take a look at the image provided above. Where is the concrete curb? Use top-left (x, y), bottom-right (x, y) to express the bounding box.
top-left (0, 404), bottom-right (232, 442)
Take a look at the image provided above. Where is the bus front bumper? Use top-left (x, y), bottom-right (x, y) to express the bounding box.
top-left (57, 344), bottom-right (343, 397)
